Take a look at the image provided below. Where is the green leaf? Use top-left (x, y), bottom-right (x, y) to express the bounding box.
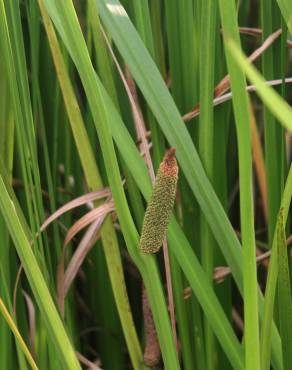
top-left (260, 164), bottom-right (292, 370)
top-left (198, 1), bottom-right (217, 368)
top-left (225, 38), bottom-right (292, 133)
top-left (277, 210), bottom-right (292, 370)
top-left (276, 0), bottom-right (292, 34)
top-left (219, 1), bottom-right (260, 368)
top-left (0, 294), bottom-right (38, 370)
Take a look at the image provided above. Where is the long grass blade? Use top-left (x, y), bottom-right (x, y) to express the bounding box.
top-left (276, 0), bottom-right (292, 34)
top-left (226, 39), bottom-right (292, 132)
top-left (213, 2), bottom-right (261, 368)
top-left (198, 1), bottom-right (217, 368)
top-left (277, 210), bottom-right (292, 370)
top-left (0, 296), bottom-right (38, 370)
top-left (260, 164), bottom-right (292, 370)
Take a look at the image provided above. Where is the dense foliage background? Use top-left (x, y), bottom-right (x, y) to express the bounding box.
top-left (0, 1), bottom-right (292, 369)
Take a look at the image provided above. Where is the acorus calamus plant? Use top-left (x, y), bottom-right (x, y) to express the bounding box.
top-left (139, 148), bottom-right (178, 254)
top-left (1, 1), bottom-right (292, 370)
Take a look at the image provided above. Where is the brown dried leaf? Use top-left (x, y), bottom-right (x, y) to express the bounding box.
top-left (76, 352), bottom-right (102, 370)
top-left (183, 29), bottom-right (282, 122)
top-left (64, 217), bottom-right (105, 296)
top-left (142, 286), bottom-right (161, 367)
top-left (63, 201), bottom-right (115, 247)
top-left (40, 188), bottom-right (111, 233)
top-left (214, 29), bottom-right (281, 97)
top-left (22, 290), bottom-right (36, 359)
top-left (238, 27), bottom-right (262, 36)
top-left (57, 201), bottom-right (115, 316)
top-left (250, 105), bottom-right (268, 221)
top-left (183, 78), bottom-right (292, 121)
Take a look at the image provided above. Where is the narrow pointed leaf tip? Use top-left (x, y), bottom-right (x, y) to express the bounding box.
top-left (139, 148), bottom-right (178, 253)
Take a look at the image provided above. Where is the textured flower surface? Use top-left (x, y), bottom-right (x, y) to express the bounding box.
top-left (139, 148), bottom-right (178, 253)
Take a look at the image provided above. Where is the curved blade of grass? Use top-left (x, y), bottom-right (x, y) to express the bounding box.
top-left (277, 209), bottom-right (292, 370)
top-left (261, 164), bottom-right (292, 370)
top-left (63, 217), bottom-right (103, 296)
top-left (261, 1), bottom-right (285, 245)
top-left (198, 1), bottom-right (217, 367)
top-left (0, 60), bottom-right (15, 370)
top-left (0, 265), bottom-right (29, 370)
top-left (276, 0), bottom-right (292, 34)
top-left (63, 202), bottom-right (114, 247)
top-left (40, 189), bottom-right (111, 232)
top-left (219, 1), bottom-right (260, 368)
top-left (225, 39), bottom-right (292, 132)
top-left (0, 164), bottom-right (81, 370)
top-left (0, 295), bottom-right (38, 370)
